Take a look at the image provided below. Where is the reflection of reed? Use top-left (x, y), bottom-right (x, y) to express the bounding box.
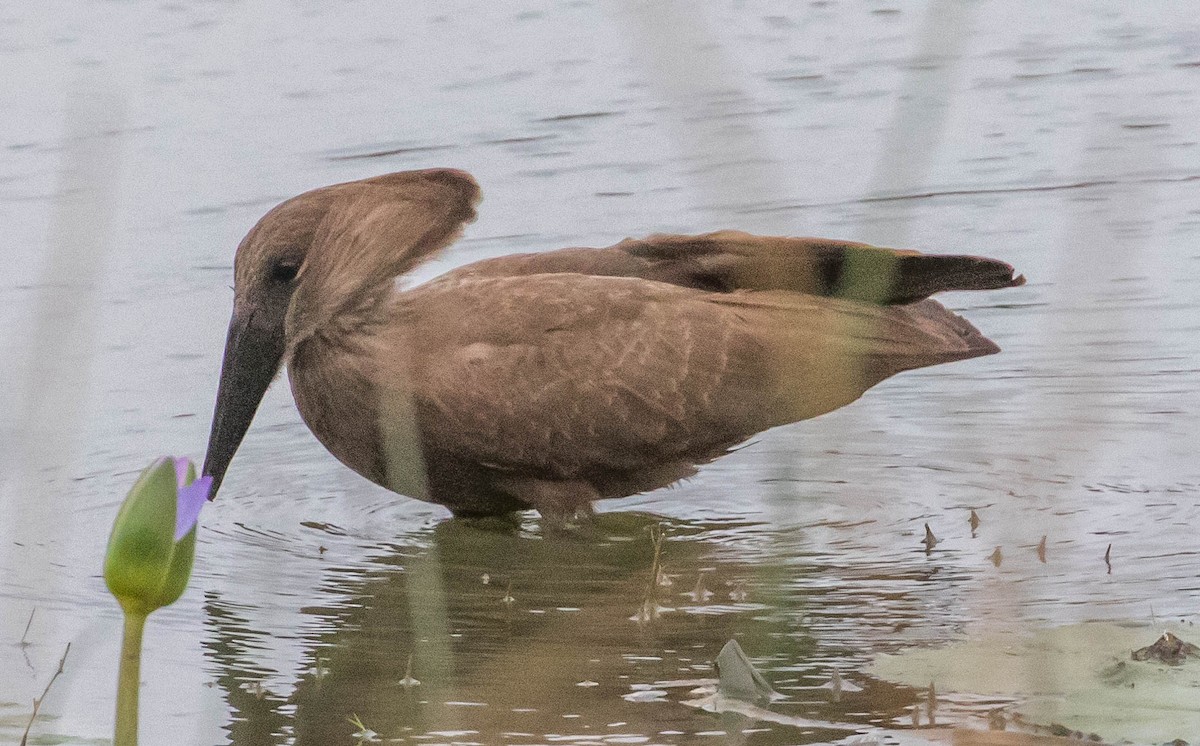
top-left (809, 0), bottom-right (976, 493)
top-left (3, 88), bottom-right (124, 475)
top-left (858, 0), bottom-right (976, 245)
top-left (1003, 110), bottom-right (1155, 719)
top-left (615, 0), bottom-right (789, 227)
top-left (614, 0), bottom-right (984, 671)
top-left (0, 82), bottom-right (124, 649)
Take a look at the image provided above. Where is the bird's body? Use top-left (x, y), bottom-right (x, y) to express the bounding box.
top-left (203, 169), bottom-right (1024, 518)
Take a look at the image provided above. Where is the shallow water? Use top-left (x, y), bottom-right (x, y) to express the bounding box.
top-left (2, 1), bottom-right (1199, 744)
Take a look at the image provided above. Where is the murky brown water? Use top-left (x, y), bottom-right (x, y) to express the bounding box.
top-left (3, 1), bottom-right (1200, 744)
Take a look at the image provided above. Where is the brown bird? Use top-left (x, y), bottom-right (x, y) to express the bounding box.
top-left (202, 169), bottom-right (1023, 519)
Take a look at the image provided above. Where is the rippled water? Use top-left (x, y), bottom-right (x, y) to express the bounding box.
top-left (2, 1), bottom-right (1199, 744)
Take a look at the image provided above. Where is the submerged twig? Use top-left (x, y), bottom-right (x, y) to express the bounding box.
top-left (20, 642), bottom-right (70, 746)
top-left (396, 653), bottom-right (420, 688)
top-left (1104, 543), bottom-right (1112, 574)
top-left (633, 525), bottom-right (668, 626)
top-left (687, 571), bottom-right (713, 602)
top-left (347, 713), bottom-right (380, 743)
top-left (925, 681), bottom-right (937, 726)
top-left (649, 525), bottom-right (665, 592)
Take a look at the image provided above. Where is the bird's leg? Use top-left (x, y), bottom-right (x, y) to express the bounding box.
top-left (496, 477), bottom-right (600, 533)
top-left (571, 501), bottom-right (596, 521)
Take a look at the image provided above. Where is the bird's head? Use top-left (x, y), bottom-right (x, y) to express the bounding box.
top-left (200, 187), bottom-right (338, 499)
top-left (201, 169), bottom-right (480, 498)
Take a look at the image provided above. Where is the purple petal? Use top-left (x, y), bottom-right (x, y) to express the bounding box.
top-left (174, 475), bottom-right (212, 540)
top-left (172, 456), bottom-right (190, 488)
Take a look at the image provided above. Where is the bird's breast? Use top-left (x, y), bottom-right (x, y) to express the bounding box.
top-left (287, 333), bottom-right (404, 493)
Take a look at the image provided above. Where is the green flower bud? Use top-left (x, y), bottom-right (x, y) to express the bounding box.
top-left (104, 457), bottom-right (210, 616)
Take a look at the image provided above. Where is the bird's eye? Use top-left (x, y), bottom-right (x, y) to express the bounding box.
top-left (270, 261), bottom-right (300, 284)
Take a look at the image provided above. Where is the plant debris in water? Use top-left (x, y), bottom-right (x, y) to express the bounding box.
top-left (1131, 631), bottom-right (1200, 666)
top-left (870, 623), bottom-right (1200, 743)
top-left (714, 639), bottom-right (779, 703)
top-left (671, 641), bottom-right (870, 736)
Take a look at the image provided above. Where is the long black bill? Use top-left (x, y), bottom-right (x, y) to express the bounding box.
top-left (202, 310), bottom-right (286, 499)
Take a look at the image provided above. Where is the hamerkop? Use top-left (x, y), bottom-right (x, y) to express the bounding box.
top-left (203, 169), bottom-right (1024, 518)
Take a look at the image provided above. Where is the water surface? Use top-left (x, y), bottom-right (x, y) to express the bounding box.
top-left (2, 1), bottom-right (1199, 743)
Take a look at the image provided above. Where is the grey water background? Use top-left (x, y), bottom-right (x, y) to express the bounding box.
top-left (2, 0), bottom-right (1199, 743)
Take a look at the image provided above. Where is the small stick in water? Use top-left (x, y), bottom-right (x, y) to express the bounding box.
top-left (922, 523), bottom-right (938, 553)
top-left (19, 608), bottom-right (35, 647)
top-left (397, 654), bottom-right (420, 688)
top-left (926, 681), bottom-right (937, 726)
top-left (20, 642), bottom-right (70, 746)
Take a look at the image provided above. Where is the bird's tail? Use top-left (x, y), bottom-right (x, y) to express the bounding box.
top-left (711, 291), bottom-right (1002, 426)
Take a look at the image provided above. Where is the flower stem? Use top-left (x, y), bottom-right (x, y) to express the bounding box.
top-left (115, 611), bottom-right (147, 746)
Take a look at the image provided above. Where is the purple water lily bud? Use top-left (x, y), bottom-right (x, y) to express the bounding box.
top-left (172, 457), bottom-right (211, 540)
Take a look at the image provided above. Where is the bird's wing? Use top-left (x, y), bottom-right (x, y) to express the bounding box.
top-left (286, 169), bottom-right (480, 345)
top-left (435, 230), bottom-right (1024, 304)
top-left (382, 272), bottom-right (998, 492)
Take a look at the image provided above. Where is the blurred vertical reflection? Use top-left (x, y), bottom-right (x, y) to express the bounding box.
top-left (615, 0), bottom-right (788, 224)
top-left (0, 80), bottom-right (124, 604)
top-left (858, 0), bottom-right (975, 246)
top-left (827, 0), bottom-right (976, 443)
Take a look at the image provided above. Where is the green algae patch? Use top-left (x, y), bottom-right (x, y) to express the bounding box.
top-left (870, 623), bottom-right (1200, 743)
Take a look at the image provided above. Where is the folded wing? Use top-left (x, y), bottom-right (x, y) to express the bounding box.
top-left (440, 229), bottom-right (1024, 303)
